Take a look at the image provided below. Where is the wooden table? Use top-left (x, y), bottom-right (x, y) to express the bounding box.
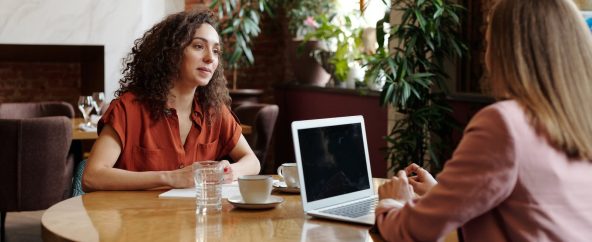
top-left (72, 118), bottom-right (252, 140)
top-left (72, 118), bottom-right (98, 140)
top-left (42, 180), bottom-right (387, 242)
top-left (41, 179), bottom-right (459, 242)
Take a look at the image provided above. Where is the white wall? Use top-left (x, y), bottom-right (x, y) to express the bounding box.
top-left (0, 0), bottom-right (183, 101)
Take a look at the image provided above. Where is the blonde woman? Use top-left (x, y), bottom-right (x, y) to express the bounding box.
top-left (375, 0), bottom-right (592, 241)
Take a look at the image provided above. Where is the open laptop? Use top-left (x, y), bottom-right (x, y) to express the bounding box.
top-left (291, 115), bottom-right (377, 225)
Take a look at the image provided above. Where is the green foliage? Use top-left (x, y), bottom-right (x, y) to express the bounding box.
top-left (210, 0), bottom-right (274, 69)
top-left (369, 0), bottom-right (468, 173)
top-left (302, 14), bottom-right (364, 83)
top-left (285, 0), bottom-right (337, 38)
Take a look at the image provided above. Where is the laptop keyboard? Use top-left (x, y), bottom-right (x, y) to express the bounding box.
top-left (320, 197), bottom-right (377, 218)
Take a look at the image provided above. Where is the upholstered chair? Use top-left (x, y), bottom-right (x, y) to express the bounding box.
top-left (233, 103), bottom-right (279, 174)
top-left (0, 101), bottom-right (74, 119)
top-left (0, 101), bottom-right (74, 241)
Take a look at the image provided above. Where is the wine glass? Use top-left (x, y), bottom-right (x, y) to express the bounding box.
top-left (92, 92), bottom-right (105, 115)
top-left (77, 96), bottom-right (94, 127)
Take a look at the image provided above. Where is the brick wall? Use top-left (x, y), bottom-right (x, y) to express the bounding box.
top-left (0, 44), bottom-right (103, 118)
top-left (185, 0), bottom-right (208, 10)
top-left (232, 11), bottom-right (291, 103)
top-left (0, 62), bottom-right (81, 111)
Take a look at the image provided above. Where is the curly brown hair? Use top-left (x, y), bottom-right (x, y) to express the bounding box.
top-left (116, 8), bottom-right (231, 120)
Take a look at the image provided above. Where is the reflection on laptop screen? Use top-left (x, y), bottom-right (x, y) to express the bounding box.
top-left (297, 123), bottom-right (370, 202)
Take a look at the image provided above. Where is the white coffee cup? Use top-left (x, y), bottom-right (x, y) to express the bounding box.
top-left (238, 175), bottom-right (273, 204)
top-left (277, 163), bottom-right (300, 188)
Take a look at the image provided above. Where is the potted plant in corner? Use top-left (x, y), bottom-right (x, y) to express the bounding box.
top-left (302, 13), bottom-right (365, 89)
top-left (367, 0), bottom-right (468, 174)
top-left (283, 0), bottom-right (337, 87)
top-left (209, 0), bottom-right (275, 105)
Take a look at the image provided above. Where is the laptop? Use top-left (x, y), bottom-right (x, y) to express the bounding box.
top-left (291, 115), bottom-right (377, 225)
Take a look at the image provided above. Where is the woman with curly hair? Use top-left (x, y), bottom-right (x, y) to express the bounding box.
top-left (375, 0), bottom-right (592, 241)
top-left (82, 9), bottom-right (260, 191)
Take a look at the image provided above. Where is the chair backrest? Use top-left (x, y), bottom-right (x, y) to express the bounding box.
top-left (0, 101), bottom-right (75, 212)
top-left (0, 101), bottom-right (74, 119)
top-left (0, 117), bottom-right (74, 211)
top-left (233, 103), bottom-right (279, 173)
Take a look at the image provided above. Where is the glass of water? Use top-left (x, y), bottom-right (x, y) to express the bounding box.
top-left (91, 91), bottom-right (105, 115)
top-left (77, 96), bottom-right (94, 127)
top-left (194, 161), bottom-right (223, 214)
top-left (195, 213), bottom-right (222, 242)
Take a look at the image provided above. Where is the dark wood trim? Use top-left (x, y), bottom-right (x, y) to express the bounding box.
top-left (274, 83), bottom-right (382, 97)
top-left (458, 0), bottom-right (486, 94)
top-left (1, 211), bottom-right (5, 242)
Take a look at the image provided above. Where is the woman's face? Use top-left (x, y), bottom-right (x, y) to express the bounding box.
top-left (178, 23), bottom-right (220, 87)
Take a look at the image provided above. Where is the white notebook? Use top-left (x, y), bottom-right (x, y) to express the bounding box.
top-left (158, 181), bottom-right (241, 199)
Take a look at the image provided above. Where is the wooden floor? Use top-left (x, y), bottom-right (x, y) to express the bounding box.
top-left (4, 211), bottom-right (44, 242)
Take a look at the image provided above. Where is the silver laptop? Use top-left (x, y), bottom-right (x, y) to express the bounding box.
top-left (291, 115), bottom-right (377, 225)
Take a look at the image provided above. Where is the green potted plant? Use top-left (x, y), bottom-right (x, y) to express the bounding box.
top-left (367, 0), bottom-right (468, 173)
top-left (209, 0), bottom-right (274, 90)
top-left (285, 0), bottom-right (336, 40)
top-left (302, 12), bottom-right (365, 88)
top-left (283, 0), bottom-right (337, 86)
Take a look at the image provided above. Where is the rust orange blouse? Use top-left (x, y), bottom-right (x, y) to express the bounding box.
top-left (98, 92), bottom-right (242, 171)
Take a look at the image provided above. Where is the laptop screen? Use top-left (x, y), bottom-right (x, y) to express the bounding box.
top-left (297, 123), bottom-right (371, 202)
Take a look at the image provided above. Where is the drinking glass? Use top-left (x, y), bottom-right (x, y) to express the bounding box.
top-left (77, 96), bottom-right (94, 127)
top-left (91, 91), bottom-right (105, 115)
top-left (194, 161), bottom-right (223, 214)
top-left (195, 213), bottom-right (222, 242)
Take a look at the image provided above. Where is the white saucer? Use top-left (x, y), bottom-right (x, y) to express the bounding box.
top-left (227, 195), bottom-right (284, 209)
top-left (273, 181), bottom-right (300, 194)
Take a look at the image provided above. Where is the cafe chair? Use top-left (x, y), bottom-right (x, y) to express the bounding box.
top-left (233, 103), bottom-right (279, 174)
top-left (0, 101), bottom-right (75, 242)
top-left (71, 159), bottom-right (87, 197)
top-left (0, 101), bottom-right (74, 119)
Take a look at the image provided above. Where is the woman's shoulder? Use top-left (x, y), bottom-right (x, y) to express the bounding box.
top-left (471, 100), bottom-right (532, 139)
top-left (482, 100), bottom-right (521, 113)
top-left (477, 100), bottom-right (525, 122)
top-left (110, 92), bottom-right (143, 107)
top-left (114, 92), bottom-right (137, 102)
top-left (102, 92), bottom-right (147, 118)
top-left (216, 104), bottom-right (238, 122)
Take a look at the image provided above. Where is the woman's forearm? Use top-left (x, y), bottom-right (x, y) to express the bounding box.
top-left (230, 153), bottom-right (261, 178)
top-left (82, 166), bottom-right (170, 192)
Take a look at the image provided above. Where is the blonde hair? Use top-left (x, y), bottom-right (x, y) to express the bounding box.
top-left (488, 0), bottom-right (592, 160)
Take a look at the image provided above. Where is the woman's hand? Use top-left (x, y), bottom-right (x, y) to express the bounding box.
top-left (378, 170), bottom-right (414, 203)
top-left (165, 165), bottom-right (194, 188)
top-left (405, 163), bottom-right (437, 196)
top-left (220, 160), bottom-right (235, 183)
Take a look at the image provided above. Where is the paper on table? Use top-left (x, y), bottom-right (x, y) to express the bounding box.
top-left (78, 123), bottom-right (97, 132)
top-left (158, 181), bottom-right (241, 199)
top-left (90, 114), bottom-right (101, 126)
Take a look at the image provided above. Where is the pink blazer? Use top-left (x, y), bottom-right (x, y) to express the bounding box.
top-left (375, 100), bottom-right (592, 242)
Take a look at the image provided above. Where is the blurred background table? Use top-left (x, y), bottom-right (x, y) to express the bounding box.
top-left (72, 118), bottom-right (98, 140)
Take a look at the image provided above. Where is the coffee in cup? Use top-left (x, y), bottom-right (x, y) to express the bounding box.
top-left (277, 163), bottom-right (300, 188)
top-left (238, 175), bottom-right (273, 203)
